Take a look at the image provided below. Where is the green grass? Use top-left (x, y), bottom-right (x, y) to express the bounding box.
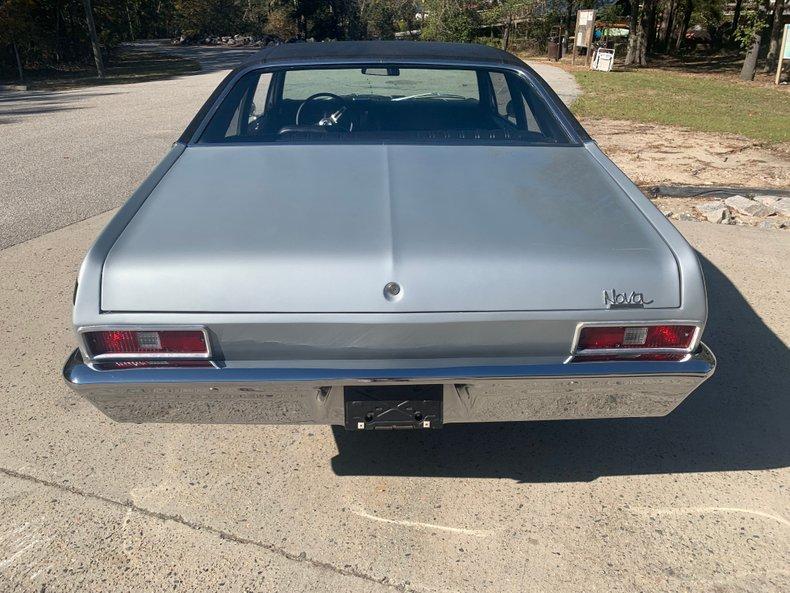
top-left (571, 69), bottom-right (790, 144)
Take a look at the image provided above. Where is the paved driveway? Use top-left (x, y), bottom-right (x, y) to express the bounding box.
top-left (0, 44), bottom-right (786, 593)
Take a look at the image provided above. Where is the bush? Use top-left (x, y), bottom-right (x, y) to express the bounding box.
top-left (420, 0), bottom-right (480, 43)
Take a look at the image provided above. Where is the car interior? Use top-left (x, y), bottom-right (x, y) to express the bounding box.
top-left (199, 66), bottom-right (572, 144)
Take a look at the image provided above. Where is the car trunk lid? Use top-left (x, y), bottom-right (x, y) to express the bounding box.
top-left (101, 144), bottom-right (680, 313)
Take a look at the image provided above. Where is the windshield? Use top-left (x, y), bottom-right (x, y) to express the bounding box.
top-left (282, 67), bottom-right (480, 101)
top-left (199, 65), bottom-right (572, 145)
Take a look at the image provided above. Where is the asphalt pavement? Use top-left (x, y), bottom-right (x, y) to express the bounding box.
top-left (0, 44), bottom-right (786, 593)
top-left (0, 41), bottom-right (580, 249)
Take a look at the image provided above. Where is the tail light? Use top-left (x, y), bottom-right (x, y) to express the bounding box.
top-left (578, 325), bottom-right (696, 350)
top-left (573, 324), bottom-right (697, 362)
top-left (84, 329), bottom-right (209, 359)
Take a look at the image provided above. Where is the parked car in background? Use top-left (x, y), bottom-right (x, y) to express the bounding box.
top-left (64, 41), bottom-right (715, 430)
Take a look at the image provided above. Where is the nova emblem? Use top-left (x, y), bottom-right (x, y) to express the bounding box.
top-left (603, 289), bottom-right (654, 308)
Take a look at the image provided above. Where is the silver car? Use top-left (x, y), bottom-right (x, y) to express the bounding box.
top-left (64, 41), bottom-right (715, 430)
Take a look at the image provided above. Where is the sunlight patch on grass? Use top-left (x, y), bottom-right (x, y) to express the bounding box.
top-left (571, 69), bottom-right (790, 144)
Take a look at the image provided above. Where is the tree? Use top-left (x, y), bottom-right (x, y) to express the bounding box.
top-left (624, 0), bottom-right (640, 64)
top-left (657, 0), bottom-right (677, 50)
top-left (264, 4), bottom-right (298, 38)
top-left (421, 0), bottom-right (479, 43)
top-left (735, 0), bottom-right (768, 80)
top-left (488, 0), bottom-right (536, 51)
top-left (82, 0), bottom-right (105, 77)
top-left (625, 0), bottom-right (658, 65)
top-left (174, 0), bottom-right (243, 37)
top-left (0, 0), bottom-right (34, 81)
top-left (674, 0), bottom-right (692, 51)
top-left (762, 0), bottom-right (786, 73)
top-left (359, 0), bottom-right (416, 39)
top-left (729, 0), bottom-right (742, 35)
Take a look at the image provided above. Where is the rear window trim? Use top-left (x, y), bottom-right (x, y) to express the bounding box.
top-left (188, 60), bottom-right (584, 147)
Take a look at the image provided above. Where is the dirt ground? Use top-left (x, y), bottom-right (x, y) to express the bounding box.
top-left (582, 118), bottom-right (790, 189)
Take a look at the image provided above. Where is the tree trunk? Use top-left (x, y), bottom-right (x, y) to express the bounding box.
top-left (502, 17), bottom-right (511, 50)
top-left (564, 0), bottom-right (575, 53)
top-left (55, 4), bottom-right (61, 62)
top-left (740, 34), bottom-right (761, 80)
top-left (82, 0), bottom-right (105, 78)
top-left (125, 1), bottom-right (136, 40)
top-left (624, 1), bottom-right (641, 64)
top-left (659, 0), bottom-right (676, 48)
top-left (12, 38), bottom-right (24, 82)
top-left (646, 0), bottom-right (658, 54)
top-left (631, 0), bottom-right (656, 65)
top-left (730, 0), bottom-right (743, 35)
top-left (674, 0), bottom-right (692, 52)
top-left (740, 0), bottom-right (770, 80)
top-left (762, 0), bottom-right (785, 72)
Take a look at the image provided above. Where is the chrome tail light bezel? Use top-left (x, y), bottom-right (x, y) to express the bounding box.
top-left (77, 326), bottom-right (212, 362)
top-left (570, 321), bottom-right (703, 359)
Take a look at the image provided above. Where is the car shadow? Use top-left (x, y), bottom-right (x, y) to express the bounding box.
top-left (330, 255), bottom-right (789, 481)
top-left (0, 90), bottom-right (118, 124)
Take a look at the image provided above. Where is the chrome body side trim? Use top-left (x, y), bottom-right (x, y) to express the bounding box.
top-left (63, 344), bottom-right (715, 425)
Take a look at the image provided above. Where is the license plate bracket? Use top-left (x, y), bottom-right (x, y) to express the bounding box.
top-left (344, 385), bottom-right (443, 430)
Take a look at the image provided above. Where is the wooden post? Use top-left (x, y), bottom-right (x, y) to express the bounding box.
top-left (776, 24), bottom-right (790, 85)
top-left (571, 24), bottom-right (578, 64)
top-left (586, 9), bottom-right (597, 66)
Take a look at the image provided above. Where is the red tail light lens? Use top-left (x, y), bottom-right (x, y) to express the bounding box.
top-left (578, 325), bottom-right (696, 351)
top-left (85, 330), bottom-right (208, 358)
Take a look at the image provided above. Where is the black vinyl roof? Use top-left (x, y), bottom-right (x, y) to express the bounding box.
top-left (244, 40), bottom-right (525, 67)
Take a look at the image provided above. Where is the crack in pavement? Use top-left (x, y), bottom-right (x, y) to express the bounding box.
top-left (0, 466), bottom-right (418, 593)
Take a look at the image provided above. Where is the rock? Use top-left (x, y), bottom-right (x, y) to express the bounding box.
top-left (677, 213), bottom-right (697, 222)
top-left (757, 220), bottom-right (780, 230)
top-left (694, 201), bottom-right (729, 223)
top-left (659, 208), bottom-right (674, 218)
top-left (724, 194), bottom-right (775, 217)
top-left (754, 195), bottom-right (780, 207)
top-left (772, 198), bottom-right (790, 217)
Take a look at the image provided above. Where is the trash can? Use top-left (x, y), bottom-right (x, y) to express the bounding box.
top-left (547, 39), bottom-right (561, 61)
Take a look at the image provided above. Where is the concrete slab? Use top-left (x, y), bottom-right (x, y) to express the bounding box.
top-left (526, 61), bottom-right (582, 105)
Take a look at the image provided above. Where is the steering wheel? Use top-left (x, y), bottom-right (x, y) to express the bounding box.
top-left (295, 93), bottom-right (350, 129)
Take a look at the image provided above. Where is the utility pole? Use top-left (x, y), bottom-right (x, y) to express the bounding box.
top-left (82, 0), bottom-right (105, 78)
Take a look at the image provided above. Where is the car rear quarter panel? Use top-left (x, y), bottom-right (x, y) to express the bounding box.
top-left (584, 141), bottom-right (708, 326)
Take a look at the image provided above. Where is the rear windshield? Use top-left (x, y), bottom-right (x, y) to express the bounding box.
top-left (198, 66), bottom-right (573, 145)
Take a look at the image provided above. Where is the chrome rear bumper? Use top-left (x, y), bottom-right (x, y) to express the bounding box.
top-left (63, 345), bottom-right (715, 425)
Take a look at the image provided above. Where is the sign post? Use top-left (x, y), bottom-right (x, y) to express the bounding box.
top-left (776, 23), bottom-right (790, 85)
top-left (571, 9), bottom-right (596, 66)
